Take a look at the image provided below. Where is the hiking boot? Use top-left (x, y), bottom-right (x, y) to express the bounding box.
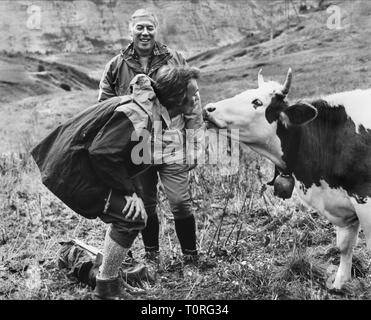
top-left (94, 277), bottom-right (134, 300)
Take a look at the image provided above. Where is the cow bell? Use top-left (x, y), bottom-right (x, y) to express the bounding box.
top-left (274, 174), bottom-right (295, 199)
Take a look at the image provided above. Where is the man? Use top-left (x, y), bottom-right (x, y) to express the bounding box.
top-left (99, 9), bottom-right (207, 268)
top-left (32, 66), bottom-right (201, 300)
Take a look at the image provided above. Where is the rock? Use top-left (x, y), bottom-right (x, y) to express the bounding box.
top-left (0, 0), bottom-right (272, 56)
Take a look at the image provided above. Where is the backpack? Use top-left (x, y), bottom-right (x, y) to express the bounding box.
top-left (31, 74), bottom-right (156, 218)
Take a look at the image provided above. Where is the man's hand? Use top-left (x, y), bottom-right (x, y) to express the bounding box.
top-left (123, 193), bottom-right (147, 223)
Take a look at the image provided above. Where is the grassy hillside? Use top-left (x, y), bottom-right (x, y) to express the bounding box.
top-left (194, 0), bottom-right (371, 104)
top-left (1, 0), bottom-right (371, 300)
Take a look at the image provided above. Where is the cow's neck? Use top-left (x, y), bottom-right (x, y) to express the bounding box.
top-left (243, 135), bottom-right (286, 170)
top-left (278, 100), bottom-right (371, 197)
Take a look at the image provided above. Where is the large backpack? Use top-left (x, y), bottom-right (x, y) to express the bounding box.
top-left (31, 74), bottom-right (156, 218)
top-left (30, 95), bottom-right (133, 218)
top-left (31, 94), bottom-right (133, 176)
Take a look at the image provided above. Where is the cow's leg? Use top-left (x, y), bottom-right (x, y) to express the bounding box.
top-left (332, 221), bottom-right (360, 289)
top-left (352, 199), bottom-right (371, 249)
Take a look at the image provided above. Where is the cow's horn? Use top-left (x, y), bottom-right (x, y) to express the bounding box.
top-left (281, 68), bottom-right (292, 96)
top-left (258, 68), bottom-right (264, 87)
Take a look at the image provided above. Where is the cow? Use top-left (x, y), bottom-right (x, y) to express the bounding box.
top-left (203, 68), bottom-right (371, 290)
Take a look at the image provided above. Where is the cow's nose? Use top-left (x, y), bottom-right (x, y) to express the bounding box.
top-left (203, 105), bottom-right (215, 119)
top-left (203, 105), bottom-right (216, 120)
top-left (206, 106), bottom-right (216, 112)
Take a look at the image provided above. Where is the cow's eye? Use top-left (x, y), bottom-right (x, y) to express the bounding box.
top-left (252, 99), bottom-right (263, 108)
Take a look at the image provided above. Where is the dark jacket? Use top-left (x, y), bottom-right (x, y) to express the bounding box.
top-left (31, 75), bottom-right (159, 219)
top-left (98, 41), bottom-right (203, 131)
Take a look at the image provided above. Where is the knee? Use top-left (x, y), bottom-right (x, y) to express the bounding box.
top-left (168, 188), bottom-right (190, 208)
top-left (170, 198), bottom-right (193, 219)
top-left (336, 223), bottom-right (359, 253)
top-left (109, 224), bottom-right (139, 249)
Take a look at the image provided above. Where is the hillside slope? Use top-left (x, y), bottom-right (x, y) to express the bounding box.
top-left (0, 0), bottom-right (320, 56)
top-left (1, 0), bottom-right (371, 153)
top-left (193, 0), bottom-right (371, 103)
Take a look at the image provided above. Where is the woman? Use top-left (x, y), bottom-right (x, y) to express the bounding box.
top-left (31, 66), bottom-right (201, 300)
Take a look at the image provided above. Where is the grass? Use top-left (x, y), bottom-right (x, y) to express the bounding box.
top-left (1, 0), bottom-right (371, 300)
top-left (1, 147), bottom-right (371, 300)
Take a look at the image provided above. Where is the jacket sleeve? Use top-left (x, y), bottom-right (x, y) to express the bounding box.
top-left (98, 59), bottom-right (117, 102)
top-left (88, 111), bottom-right (136, 195)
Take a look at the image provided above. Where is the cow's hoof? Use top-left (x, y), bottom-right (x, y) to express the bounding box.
top-left (326, 274), bottom-right (353, 294)
top-left (325, 274), bottom-right (339, 291)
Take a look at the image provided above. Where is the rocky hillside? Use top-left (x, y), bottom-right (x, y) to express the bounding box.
top-left (1, 0), bottom-right (322, 56)
top-left (2, 0), bottom-right (369, 153)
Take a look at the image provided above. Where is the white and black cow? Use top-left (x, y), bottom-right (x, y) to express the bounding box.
top-left (204, 69), bottom-right (371, 290)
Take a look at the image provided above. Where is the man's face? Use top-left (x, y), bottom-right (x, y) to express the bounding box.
top-left (131, 20), bottom-right (157, 55)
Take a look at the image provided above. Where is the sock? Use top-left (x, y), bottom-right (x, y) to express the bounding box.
top-left (98, 225), bottom-right (129, 280)
top-left (174, 214), bottom-right (197, 255)
top-left (141, 214), bottom-right (159, 252)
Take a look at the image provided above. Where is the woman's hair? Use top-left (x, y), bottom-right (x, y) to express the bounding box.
top-left (153, 66), bottom-right (200, 110)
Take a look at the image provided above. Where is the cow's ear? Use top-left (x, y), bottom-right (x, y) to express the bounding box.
top-left (280, 102), bottom-right (318, 126)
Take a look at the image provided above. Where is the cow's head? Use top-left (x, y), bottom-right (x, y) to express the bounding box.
top-left (204, 69), bottom-right (318, 169)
